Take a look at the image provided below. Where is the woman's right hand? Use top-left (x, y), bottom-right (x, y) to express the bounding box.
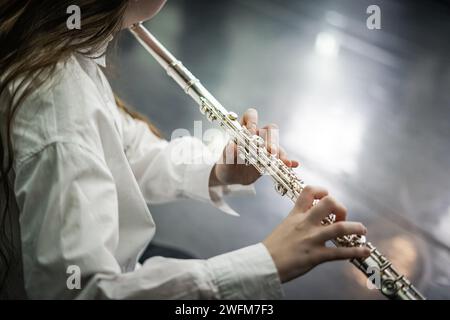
top-left (263, 185), bottom-right (371, 283)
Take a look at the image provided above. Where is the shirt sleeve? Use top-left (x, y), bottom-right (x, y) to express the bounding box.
top-left (119, 109), bottom-right (255, 215)
top-left (14, 142), bottom-right (283, 300)
top-left (80, 243), bottom-right (283, 300)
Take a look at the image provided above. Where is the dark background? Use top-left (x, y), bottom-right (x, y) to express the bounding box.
top-left (108, 0), bottom-right (450, 299)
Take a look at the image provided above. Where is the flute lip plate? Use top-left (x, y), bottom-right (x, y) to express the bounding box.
top-left (130, 22), bottom-right (144, 30)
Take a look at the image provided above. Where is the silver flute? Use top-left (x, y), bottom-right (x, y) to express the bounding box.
top-left (129, 23), bottom-right (426, 300)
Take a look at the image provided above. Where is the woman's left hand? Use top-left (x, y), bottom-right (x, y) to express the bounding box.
top-left (210, 108), bottom-right (299, 186)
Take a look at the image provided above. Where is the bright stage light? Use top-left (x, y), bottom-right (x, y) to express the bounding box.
top-left (286, 97), bottom-right (365, 175)
top-left (315, 32), bottom-right (340, 59)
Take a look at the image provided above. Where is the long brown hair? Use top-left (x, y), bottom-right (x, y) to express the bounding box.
top-left (0, 0), bottom-right (161, 298)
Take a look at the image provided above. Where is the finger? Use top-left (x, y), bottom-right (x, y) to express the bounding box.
top-left (317, 246), bottom-right (371, 263)
top-left (261, 124), bottom-right (279, 156)
top-left (259, 125), bottom-right (297, 167)
top-left (223, 141), bottom-right (238, 165)
top-left (316, 221), bottom-right (367, 243)
top-left (277, 147), bottom-right (299, 168)
top-left (290, 160), bottom-right (300, 168)
top-left (278, 147), bottom-right (291, 166)
top-left (241, 108), bottom-right (258, 134)
top-left (293, 185), bottom-right (328, 214)
top-left (308, 196), bottom-right (347, 223)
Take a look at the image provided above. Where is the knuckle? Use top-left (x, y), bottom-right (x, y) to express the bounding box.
top-left (319, 187), bottom-right (329, 197)
top-left (293, 220), bottom-right (302, 230)
top-left (298, 195), bottom-right (313, 208)
top-left (333, 222), bottom-right (346, 234)
top-left (293, 216), bottom-right (309, 230)
top-left (321, 195), bottom-right (335, 208)
top-left (303, 233), bottom-right (316, 245)
top-left (308, 229), bottom-right (321, 241)
top-left (356, 222), bottom-right (366, 234)
top-left (335, 204), bottom-right (348, 220)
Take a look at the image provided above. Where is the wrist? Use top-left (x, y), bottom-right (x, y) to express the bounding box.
top-left (262, 240), bottom-right (286, 283)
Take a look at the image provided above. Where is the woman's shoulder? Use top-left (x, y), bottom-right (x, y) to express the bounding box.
top-left (11, 55), bottom-right (113, 164)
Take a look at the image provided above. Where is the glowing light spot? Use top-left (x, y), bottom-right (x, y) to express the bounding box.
top-left (286, 98), bottom-right (364, 174)
top-left (315, 32), bottom-right (340, 59)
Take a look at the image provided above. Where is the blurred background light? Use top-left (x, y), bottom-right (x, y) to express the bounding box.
top-left (286, 97), bottom-right (364, 175)
top-left (315, 32), bottom-right (340, 59)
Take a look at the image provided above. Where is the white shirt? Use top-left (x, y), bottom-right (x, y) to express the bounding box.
top-left (6, 53), bottom-right (283, 299)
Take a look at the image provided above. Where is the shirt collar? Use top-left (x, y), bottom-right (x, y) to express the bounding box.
top-left (93, 55), bottom-right (107, 68)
